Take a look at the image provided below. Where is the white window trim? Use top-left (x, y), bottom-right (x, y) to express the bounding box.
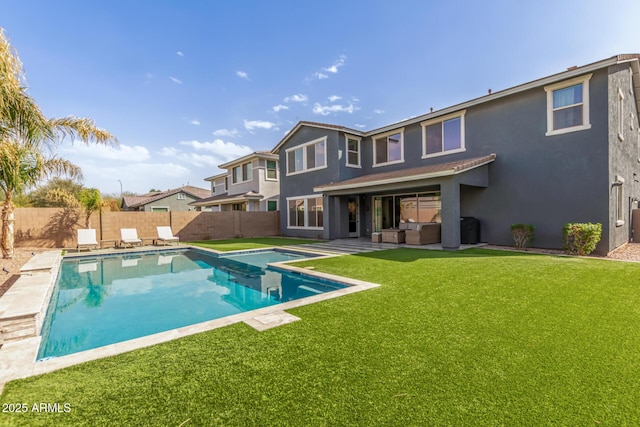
top-left (345, 135), bottom-right (362, 168)
top-left (176, 193), bottom-right (186, 200)
top-left (150, 206), bottom-right (170, 212)
top-left (285, 137), bottom-right (328, 176)
top-left (372, 128), bottom-right (405, 168)
top-left (545, 74), bottom-right (592, 136)
top-left (615, 175), bottom-right (625, 227)
top-left (231, 162), bottom-right (253, 185)
top-left (265, 160), bottom-right (278, 181)
top-left (286, 194), bottom-right (324, 230)
top-left (421, 110), bottom-right (466, 159)
top-left (618, 88), bottom-right (625, 142)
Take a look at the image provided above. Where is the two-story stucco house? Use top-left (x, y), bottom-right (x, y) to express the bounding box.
top-left (273, 54), bottom-right (640, 255)
top-left (192, 151), bottom-right (280, 212)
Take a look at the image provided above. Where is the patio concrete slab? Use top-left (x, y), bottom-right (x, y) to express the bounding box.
top-left (0, 336), bottom-right (40, 390)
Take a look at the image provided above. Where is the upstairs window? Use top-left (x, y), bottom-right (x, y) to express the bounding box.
top-left (286, 137), bottom-right (327, 175)
top-left (346, 136), bottom-right (361, 167)
top-left (176, 193), bottom-right (186, 200)
top-left (266, 160), bottom-right (278, 180)
top-left (232, 162), bottom-right (252, 184)
top-left (373, 129), bottom-right (404, 166)
top-left (422, 111), bottom-right (465, 158)
top-left (545, 74), bottom-right (592, 136)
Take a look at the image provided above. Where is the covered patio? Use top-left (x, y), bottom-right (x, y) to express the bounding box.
top-left (314, 154), bottom-right (496, 250)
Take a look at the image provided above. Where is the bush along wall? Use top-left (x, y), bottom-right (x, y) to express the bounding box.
top-left (562, 222), bottom-right (602, 256)
top-left (510, 223), bottom-right (535, 249)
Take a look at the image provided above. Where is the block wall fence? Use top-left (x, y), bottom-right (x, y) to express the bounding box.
top-left (13, 208), bottom-right (280, 249)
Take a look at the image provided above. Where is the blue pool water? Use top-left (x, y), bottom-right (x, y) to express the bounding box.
top-left (37, 249), bottom-right (343, 360)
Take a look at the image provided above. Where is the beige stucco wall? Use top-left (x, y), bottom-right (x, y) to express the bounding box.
top-left (13, 208), bottom-right (280, 248)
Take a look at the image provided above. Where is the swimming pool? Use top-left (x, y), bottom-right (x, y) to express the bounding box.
top-left (37, 248), bottom-right (344, 360)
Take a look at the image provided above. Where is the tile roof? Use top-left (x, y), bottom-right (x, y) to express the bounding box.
top-left (123, 185), bottom-right (211, 208)
top-left (314, 154), bottom-right (497, 192)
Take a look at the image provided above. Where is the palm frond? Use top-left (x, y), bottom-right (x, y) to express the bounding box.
top-left (48, 116), bottom-right (118, 146)
top-left (42, 156), bottom-right (83, 181)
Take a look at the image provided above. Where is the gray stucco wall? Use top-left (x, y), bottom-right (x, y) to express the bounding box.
top-left (144, 192), bottom-right (201, 212)
top-left (278, 65), bottom-right (640, 253)
top-left (608, 63), bottom-right (640, 251)
top-left (278, 127), bottom-right (342, 239)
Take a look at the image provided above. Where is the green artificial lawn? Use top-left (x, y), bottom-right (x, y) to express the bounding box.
top-left (187, 237), bottom-right (322, 252)
top-left (2, 248), bottom-right (640, 426)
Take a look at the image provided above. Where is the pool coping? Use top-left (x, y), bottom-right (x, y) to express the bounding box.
top-left (0, 245), bottom-right (379, 389)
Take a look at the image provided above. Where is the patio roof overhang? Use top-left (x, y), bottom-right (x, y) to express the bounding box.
top-left (190, 191), bottom-right (263, 207)
top-left (314, 154), bottom-right (496, 196)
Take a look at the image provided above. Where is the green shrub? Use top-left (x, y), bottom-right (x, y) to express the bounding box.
top-left (510, 224), bottom-right (535, 249)
top-left (562, 222), bottom-right (602, 256)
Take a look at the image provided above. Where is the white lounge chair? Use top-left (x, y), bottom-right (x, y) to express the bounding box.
top-left (120, 228), bottom-right (142, 248)
top-left (156, 226), bottom-right (179, 246)
top-left (77, 229), bottom-right (98, 251)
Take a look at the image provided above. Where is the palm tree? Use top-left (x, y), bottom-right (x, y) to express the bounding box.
top-left (0, 28), bottom-right (117, 258)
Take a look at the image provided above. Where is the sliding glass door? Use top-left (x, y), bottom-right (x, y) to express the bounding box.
top-left (373, 192), bottom-right (441, 232)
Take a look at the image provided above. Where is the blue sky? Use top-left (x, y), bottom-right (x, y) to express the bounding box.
top-left (3, 0), bottom-right (640, 195)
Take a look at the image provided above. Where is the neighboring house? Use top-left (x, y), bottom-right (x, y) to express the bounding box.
top-left (272, 54), bottom-right (640, 255)
top-left (191, 151), bottom-right (280, 212)
top-left (122, 185), bottom-right (211, 212)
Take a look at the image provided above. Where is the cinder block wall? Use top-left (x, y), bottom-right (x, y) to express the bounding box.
top-left (14, 208), bottom-right (280, 248)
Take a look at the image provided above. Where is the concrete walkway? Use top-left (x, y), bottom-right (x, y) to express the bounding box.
top-left (294, 238), bottom-right (486, 255)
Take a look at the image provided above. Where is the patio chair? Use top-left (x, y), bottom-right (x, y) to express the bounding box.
top-left (77, 229), bottom-right (98, 252)
top-left (120, 228), bottom-right (142, 248)
top-left (156, 226), bottom-right (179, 246)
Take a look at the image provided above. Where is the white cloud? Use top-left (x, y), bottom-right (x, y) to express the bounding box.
top-left (308, 55), bottom-right (347, 81)
top-left (158, 147), bottom-right (180, 157)
top-left (236, 70), bottom-right (250, 80)
top-left (243, 119), bottom-right (278, 131)
top-left (374, 108), bottom-right (385, 114)
top-left (273, 104), bottom-right (289, 113)
top-left (177, 51), bottom-right (184, 56)
top-left (312, 102), bottom-right (359, 116)
top-left (62, 143), bottom-right (150, 162)
top-left (169, 76), bottom-right (183, 84)
top-left (323, 55), bottom-right (346, 74)
top-left (190, 119), bottom-right (200, 125)
top-left (328, 95), bottom-right (342, 102)
top-left (284, 93), bottom-right (308, 103)
top-left (179, 139), bottom-right (253, 161)
top-left (355, 124), bottom-right (366, 128)
top-left (212, 128), bottom-right (241, 138)
top-left (156, 140), bottom-right (254, 169)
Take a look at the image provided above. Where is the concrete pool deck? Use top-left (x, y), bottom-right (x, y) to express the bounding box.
top-left (0, 245), bottom-right (379, 391)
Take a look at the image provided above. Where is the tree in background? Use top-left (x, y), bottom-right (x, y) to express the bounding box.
top-left (77, 188), bottom-right (101, 228)
top-left (0, 29), bottom-right (117, 258)
top-left (21, 178), bottom-right (84, 207)
top-left (46, 187), bottom-right (104, 228)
